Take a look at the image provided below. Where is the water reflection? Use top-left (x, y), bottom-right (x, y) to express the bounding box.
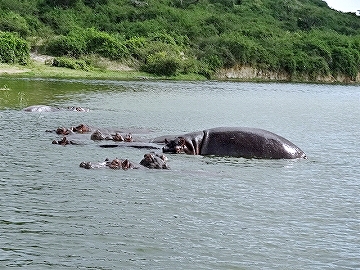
top-left (0, 78), bottom-right (128, 109)
top-left (202, 155), bottom-right (303, 169)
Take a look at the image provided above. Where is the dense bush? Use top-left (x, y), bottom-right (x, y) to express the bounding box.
top-left (44, 28), bottom-right (129, 59)
top-left (0, 11), bottom-right (30, 37)
top-left (138, 32), bottom-right (188, 76)
top-left (45, 35), bottom-right (86, 57)
top-left (0, 32), bottom-right (29, 64)
top-left (0, 0), bottom-right (359, 79)
top-left (330, 47), bottom-right (359, 79)
top-left (84, 28), bottom-right (129, 59)
top-left (142, 52), bottom-right (182, 76)
top-left (52, 57), bottom-right (90, 71)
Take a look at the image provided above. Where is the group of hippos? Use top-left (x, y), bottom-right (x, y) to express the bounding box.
top-left (24, 105), bottom-right (307, 170)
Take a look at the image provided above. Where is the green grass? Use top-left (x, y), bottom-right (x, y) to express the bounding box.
top-left (0, 60), bottom-right (209, 81)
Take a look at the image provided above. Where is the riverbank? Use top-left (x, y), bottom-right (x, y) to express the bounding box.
top-left (0, 53), bottom-right (207, 81)
top-left (0, 53), bottom-right (358, 84)
top-left (0, 54), bottom-right (155, 81)
top-left (215, 65), bottom-right (360, 84)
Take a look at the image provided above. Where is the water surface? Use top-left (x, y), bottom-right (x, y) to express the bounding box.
top-left (0, 78), bottom-right (359, 269)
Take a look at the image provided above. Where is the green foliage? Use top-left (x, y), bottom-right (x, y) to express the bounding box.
top-left (44, 28), bottom-right (128, 59)
top-left (330, 47), bottom-right (359, 79)
top-left (125, 36), bottom-right (147, 53)
top-left (0, 0), bottom-right (359, 79)
top-left (45, 35), bottom-right (86, 57)
top-left (83, 0), bottom-right (109, 8)
top-left (0, 32), bottom-right (29, 64)
top-left (81, 28), bottom-right (129, 59)
top-left (142, 52), bottom-right (182, 76)
top-left (52, 57), bottom-right (91, 71)
top-left (0, 11), bottom-right (30, 37)
top-left (42, 0), bottom-right (82, 9)
top-left (136, 31), bottom-right (188, 76)
top-left (219, 33), bottom-right (261, 65)
top-left (130, 31), bottom-right (186, 64)
top-left (38, 8), bottom-right (81, 35)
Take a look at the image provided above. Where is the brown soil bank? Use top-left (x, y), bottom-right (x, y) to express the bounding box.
top-left (215, 65), bottom-right (360, 84)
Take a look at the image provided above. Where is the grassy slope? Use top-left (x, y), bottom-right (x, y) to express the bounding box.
top-left (0, 54), bottom-right (207, 81)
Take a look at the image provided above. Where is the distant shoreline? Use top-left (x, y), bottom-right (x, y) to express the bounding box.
top-left (0, 53), bottom-right (358, 84)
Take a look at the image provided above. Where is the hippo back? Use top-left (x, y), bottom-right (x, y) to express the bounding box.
top-left (201, 127), bottom-right (306, 159)
top-left (23, 105), bottom-right (58, 112)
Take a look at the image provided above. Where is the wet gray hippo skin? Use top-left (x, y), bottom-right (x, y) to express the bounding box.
top-left (140, 152), bottom-right (169, 169)
top-left (80, 158), bottom-right (137, 170)
top-left (161, 127), bottom-right (306, 159)
top-left (23, 105), bottom-right (89, 112)
top-left (90, 129), bottom-right (133, 142)
top-left (79, 152), bottom-right (169, 170)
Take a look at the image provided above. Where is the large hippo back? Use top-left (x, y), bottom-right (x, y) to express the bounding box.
top-left (200, 127), bottom-right (306, 159)
top-left (23, 105), bottom-right (58, 112)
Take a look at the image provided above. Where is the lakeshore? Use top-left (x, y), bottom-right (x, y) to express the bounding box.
top-left (0, 53), bottom-right (359, 84)
top-left (0, 54), bottom-right (158, 81)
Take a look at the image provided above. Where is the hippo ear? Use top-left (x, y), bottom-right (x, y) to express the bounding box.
top-left (122, 159), bottom-right (130, 169)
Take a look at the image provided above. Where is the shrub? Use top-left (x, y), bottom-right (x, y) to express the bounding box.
top-left (52, 57), bottom-right (90, 71)
top-left (125, 36), bottom-right (147, 56)
top-left (39, 8), bottom-right (80, 35)
top-left (142, 52), bottom-right (182, 76)
top-left (307, 56), bottom-right (330, 78)
top-left (133, 37), bottom-right (182, 62)
top-left (0, 32), bottom-right (29, 64)
top-left (219, 34), bottom-right (260, 65)
top-left (201, 54), bottom-right (223, 72)
top-left (42, 0), bottom-right (82, 9)
top-left (0, 11), bottom-right (30, 37)
top-left (81, 28), bottom-right (129, 59)
top-left (44, 28), bottom-right (129, 60)
top-left (182, 56), bottom-right (201, 74)
top-left (278, 52), bottom-right (296, 74)
top-left (331, 47), bottom-right (358, 79)
top-left (45, 35), bottom-right (86, 57)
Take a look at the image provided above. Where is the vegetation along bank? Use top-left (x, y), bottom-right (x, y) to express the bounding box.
top-left (0, 0), bottom-right (359, 83)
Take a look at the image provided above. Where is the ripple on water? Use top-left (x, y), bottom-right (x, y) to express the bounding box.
top-left (0, 80), bottom-right (359, 269)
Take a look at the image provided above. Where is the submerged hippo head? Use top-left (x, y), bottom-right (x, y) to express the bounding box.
top-left (72, 124), bottom-right (90, 133)
top-left (79, 161), bottom-right (92, 169)
top-left (112, 133), bottom-right (124, 141)
top-left (56, 127), bottom-right (71, 135)
top-left (163, 138), bottom-right (186, 154)
top-left (124, 133), bottom-right (133, 142)
top-left (108, 158), bottom-right (135, 170)
top-left (66, 106), bottom-right (89, 112)
top-left (52, 136), bottom-right (71, 145)
top-left (140, 152), bottom-right (169, 169)
top-left (91, 130), bottom-right (111, 140)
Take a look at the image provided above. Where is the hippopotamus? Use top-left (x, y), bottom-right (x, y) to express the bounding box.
top-left (90, 130), bottom-right (112, 140)
top-left (49, 126), bottom-right (146, 147)
top-left (46, 124), bottom-right (91, 135)
top-left (139, 152), bottom-right (169, 169)
top-left (71, 124), bottom-right (91, 133)
top-left (80, 158), bottom-right (137, 170)
top-left (23, 105), bottom-right (89, 112)
top-left (90, 129), bottom-right (133, 142)
top-left (79, 152), bottom-right (169, 170)
top-left (159, 127), bottom-right (306, 159)
top-left (52, 136), bottom-right (79, 145)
